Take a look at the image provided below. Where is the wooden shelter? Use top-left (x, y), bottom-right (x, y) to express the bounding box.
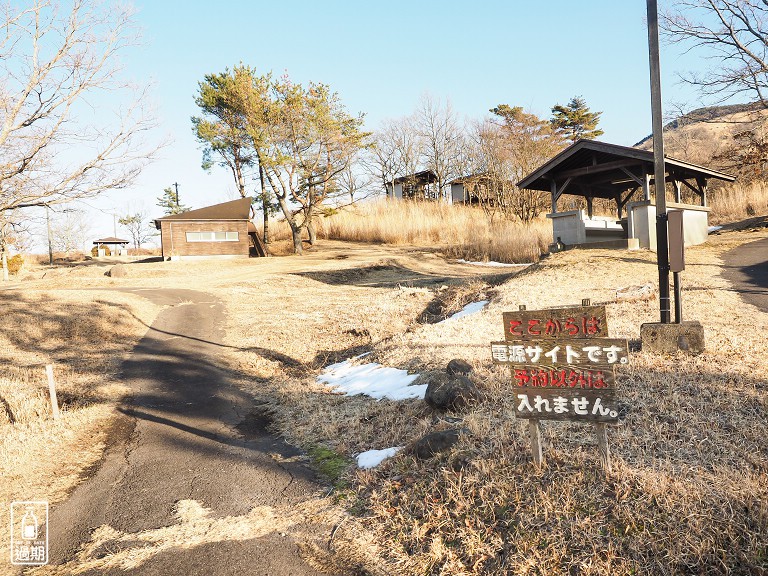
top-left (93, 237), bottom-right (129, 256)
top-left (517, 140), bottom-right (735, 250)
top-left (154, 197), bottom-right (266, 260)
top-left (386, 170), bottom-right (440, 201)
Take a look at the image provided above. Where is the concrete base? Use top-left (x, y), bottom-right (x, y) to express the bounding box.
top-left (640, 321), bottom-right (705, 355)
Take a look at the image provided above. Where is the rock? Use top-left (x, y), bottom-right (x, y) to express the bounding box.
top-left (411, 429), bottom-right (466, 460)
top-left (106, 264), bottom-right (127, 278)
top-left (425, 373), bottom-right (481, 411)
top-left (616, 282), bottom-right (656, 302)
top-left (446, 358), bottom-right (472, 376)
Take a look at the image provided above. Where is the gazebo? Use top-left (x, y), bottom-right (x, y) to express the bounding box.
top-left (92, 236), bottom-right (129, 257)
top-left (517, 140), bottom-right (735, 250)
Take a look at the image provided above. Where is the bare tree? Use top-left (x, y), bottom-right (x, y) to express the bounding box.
top-left (51, 210), bottom-right (91, 253)
top-left (662, 1), bottom-right (768, 107)
top-left (416, 95), bottom-right (464, 200)
top-left (0, 1), bottom-right (159, 219)
top-left (367, 123), bottom-right (403, 196)
top-left (119, 209), bottom-right (153, 251)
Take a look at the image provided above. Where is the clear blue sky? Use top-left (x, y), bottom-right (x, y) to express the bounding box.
top-left (81, 0), bottom-right (710, 242)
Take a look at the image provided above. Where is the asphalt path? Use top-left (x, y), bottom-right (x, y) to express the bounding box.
top-left (43, 288), bottom-right (326, 575)
top-left (722, 236), bottom-right (768, 312)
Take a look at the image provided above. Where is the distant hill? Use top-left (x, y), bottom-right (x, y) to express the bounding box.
top-left (634, 102), bottom-right (768, 181)
top-left (634, 102), bottom-right (764, 147)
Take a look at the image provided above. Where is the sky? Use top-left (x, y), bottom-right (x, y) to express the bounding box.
top-left (46, 0), bottom-right (715, 248)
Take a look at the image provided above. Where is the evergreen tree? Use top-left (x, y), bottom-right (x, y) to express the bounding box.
top-left (550, 96), bottom-right (604, 142)
top-left (157, 187), bottom-right (189, 215)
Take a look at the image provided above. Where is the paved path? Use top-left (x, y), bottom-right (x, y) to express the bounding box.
top-left (722, 236), bottom-right (768, 312)
top-left (44, 289), bottom-right (325, 575)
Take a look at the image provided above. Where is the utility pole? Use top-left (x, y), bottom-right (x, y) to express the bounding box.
top-left (46, 205), bottom-right (53, 266)
top-left (646, 0), bottom-right (671, 324)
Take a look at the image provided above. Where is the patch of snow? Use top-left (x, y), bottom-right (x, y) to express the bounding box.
top-left (356, 447), bottom-right (402, 469)
top-left (708, 225), bottom-right (723, 232)
top-left (318, 359), bottom-right (425, 400)
top-left (441, 300), bottom-right (489, 323)
top-left (456, 259), bottom-right (530, 268)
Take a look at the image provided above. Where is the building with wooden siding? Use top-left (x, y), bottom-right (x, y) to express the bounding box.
top-left (154, 197), bottom-right (264, 260)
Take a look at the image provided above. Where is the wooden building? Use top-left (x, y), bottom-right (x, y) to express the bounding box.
top-left (517, 140), bottom-right (735, 251)
top-left (385, 170), bottom-right (440, 201)
top-left (154, 197), bottom-right (264, 260)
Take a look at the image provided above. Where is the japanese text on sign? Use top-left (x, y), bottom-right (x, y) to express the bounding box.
top-left (515, 391), bottom-right (619, 422)
top-left (491, 338), bottom-right (629, 366)
top-left (512, 366), bottom-right (614, 390)
top-left (502, 306), bottom-right (607, 340)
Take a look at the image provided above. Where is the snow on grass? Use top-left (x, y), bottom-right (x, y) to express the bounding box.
top-left (440, 300), bottom-right (489, 323)
top-left (356, 447), bottom-right (402, 469)
top-left (456, 259), bottom-right (530, 268)
top-left (317, 358), bottom-right (426, 400)
top-left (708, 225), bottom-right (723, 232)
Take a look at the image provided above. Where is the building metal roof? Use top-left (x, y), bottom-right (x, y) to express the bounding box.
top-left (517, 140), bottom-right (735, 199)
top-left (93, 237), bottom-right (130, 244)
top-left (154, 197), bottom-right (252, 229)
top-left (391, 170), bottom-right (438, 185)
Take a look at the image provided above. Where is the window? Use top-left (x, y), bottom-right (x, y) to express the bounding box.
top-left (185, 231), bottom-right (238, 242)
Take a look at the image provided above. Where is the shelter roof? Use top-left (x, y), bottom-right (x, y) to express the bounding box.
top-left (392, 170), bottom-right (437, 185)
top-left (517, 140), bottom-right (735, 198)
top-left (154, 197), bottom-right (252, 228)
top-left (93, 237), bottom-right (129, 244)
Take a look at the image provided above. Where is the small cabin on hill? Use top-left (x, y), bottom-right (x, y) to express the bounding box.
top-left (154, 197), bottom-right (265, 260)
top-left (517, 140), bottom-right (735, 251)
top-left (385, 170), bottom-right (440, 201)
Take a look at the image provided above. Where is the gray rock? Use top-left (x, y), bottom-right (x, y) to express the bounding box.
top-left (106, 264), bottom-right (127, 278)
top-left (425, 373), bottom-right (481, 411)
top-left (411, 428), bottom-right (466, 460)
top-left (447, 358), bottom-right (472, 376)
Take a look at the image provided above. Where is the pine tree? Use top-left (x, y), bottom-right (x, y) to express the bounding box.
top-left (157, 187), bottom-right (189, 215)
top-left (550, 96), bottom-right (604, 142)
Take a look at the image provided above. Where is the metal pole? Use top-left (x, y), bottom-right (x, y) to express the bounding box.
top-left (646, 0), bottom-right (671, 324)
top-left (673, 271), bottom-right (682, 323)
top-left (46, 206), bottom-right (53, 266)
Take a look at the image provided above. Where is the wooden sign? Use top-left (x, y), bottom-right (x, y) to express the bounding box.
top-left (502, 305), bottom-right (607, 340)
top-left (508, 365), bottom-right (615, 390)
top-left (513, 389), bottom-right (618, 423)
top-left (491, 338), bottom-right (629, 366)
top-left (492, 302), bottom-right (628, 469)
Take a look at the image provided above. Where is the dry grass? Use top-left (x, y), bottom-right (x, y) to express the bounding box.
top-left (0, 290), bottom-right (158, 558)
top-left (4, 224), bottom-right (768, 574)
top-left (220, 229), bottom-right (768, 575)
top-left (263, 200), bottom-right (551, 263)
top-left (710, 180), bottom-right (768, 224)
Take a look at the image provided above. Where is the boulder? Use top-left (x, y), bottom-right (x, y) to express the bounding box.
top-left (106, 264), bottom-right (127, 278)
top-left (446, 358), bottom-right (472, 376)
top-left (425, 373), bottom-right (481, 411)
top-left (411, 428), bottom-right (466, 460)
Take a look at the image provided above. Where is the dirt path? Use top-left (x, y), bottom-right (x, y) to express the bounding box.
top-left (42, 288), bottom-right (325, 575)
top-left (722, 236), bottom-right (768, 312)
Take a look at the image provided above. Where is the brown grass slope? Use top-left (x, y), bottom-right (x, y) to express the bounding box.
top-left (235, 230), bottom-right (768, 575)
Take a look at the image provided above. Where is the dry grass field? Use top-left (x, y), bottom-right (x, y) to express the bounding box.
top-left (263, 200), bottom-right (552, 263)
top-left (0, 289), bottom-right (158, 560)
top-left (2, 216), bottom-right (767, 574)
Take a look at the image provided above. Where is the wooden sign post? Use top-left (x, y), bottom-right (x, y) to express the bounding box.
top-left (492, 301), bottom-right (627, 470)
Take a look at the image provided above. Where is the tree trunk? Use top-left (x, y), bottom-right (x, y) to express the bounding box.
top-left (291, 224), bottom-right (303, 255)
top-left (259, 165), bottom-right (269, 244)
top-left (307, 219), bottom-right (317, 246)
top-left (1, 248), bottom-right (8, 282)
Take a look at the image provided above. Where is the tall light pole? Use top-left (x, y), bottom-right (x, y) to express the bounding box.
top-left (646, 0), bottom-right (671, 324)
